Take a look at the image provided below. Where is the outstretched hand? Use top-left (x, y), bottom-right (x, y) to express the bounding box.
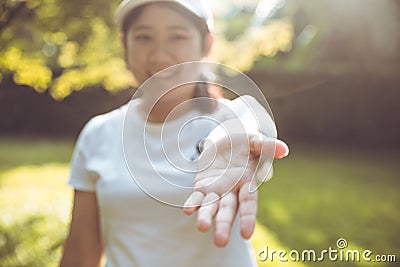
top-left (183, 133), bottom-right (289, 247)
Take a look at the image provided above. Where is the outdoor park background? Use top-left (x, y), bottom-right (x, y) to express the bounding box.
top-left (0, 0), bottom-right (399, 266)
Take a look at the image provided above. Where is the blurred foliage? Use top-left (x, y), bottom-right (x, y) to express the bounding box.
top-left (0, 0), bottom-right (133, 100)
top-left (0, 0), bottom-right (294, 99)
top-left (256, 0), bottom-right (400, 74)
top-left (211, 18), bottom-right (294, 71)
top-left (0, 0), bottom-right (399, 99)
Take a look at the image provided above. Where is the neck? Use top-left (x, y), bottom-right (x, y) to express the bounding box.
top-left (137, 98), bottom-right (193, 123)
top-left (137, 84), bottom-right (196, 123)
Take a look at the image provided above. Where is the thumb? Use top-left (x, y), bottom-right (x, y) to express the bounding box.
top-left (273, 139), bottom-right (289, 159)
top-left (250, 136), bottom-right (289, 159)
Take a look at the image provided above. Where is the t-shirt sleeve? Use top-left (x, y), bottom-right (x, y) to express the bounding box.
top-left (68, 119), bottom-right (99, 192)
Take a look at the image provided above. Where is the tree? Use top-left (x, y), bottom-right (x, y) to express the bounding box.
top-left (0, 0), bottom-right (296, 99)
top-left (1, 0), bottom-right (132, 100)
top-left (256, 0), bottom-right (400, 74)
top-left (9, 0), bottom-right (399, 99)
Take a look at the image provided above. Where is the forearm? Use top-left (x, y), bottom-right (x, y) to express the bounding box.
top-left (60, 233), bottom-right (103, 267)
top-left (60, 190), bottom-right (103, 267)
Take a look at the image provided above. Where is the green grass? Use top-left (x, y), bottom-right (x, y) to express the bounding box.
top-left (0, 138), bottom-right (73, 267)
top-left (0, 139), bottom-right (399, 266)
top-left (253, 143), bottom-right (400, 266)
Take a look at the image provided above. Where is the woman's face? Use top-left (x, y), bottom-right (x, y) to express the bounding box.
top-left (124, 3), bottom-right (210, 85)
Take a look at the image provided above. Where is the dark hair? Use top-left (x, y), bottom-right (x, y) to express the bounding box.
top-left (121, 2), bottom-right (222, 113)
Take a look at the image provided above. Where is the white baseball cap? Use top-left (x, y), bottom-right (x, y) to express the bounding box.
top-left (115, 0), bottom-right (214, 33)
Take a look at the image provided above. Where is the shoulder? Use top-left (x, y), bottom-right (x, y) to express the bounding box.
top-left (86, 104), bottom-right (127, 134)
top-left (76, 102), bottom-right (131, 150)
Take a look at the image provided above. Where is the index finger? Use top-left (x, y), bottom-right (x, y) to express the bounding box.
top-left (183, 191), bottom-right (205, 215)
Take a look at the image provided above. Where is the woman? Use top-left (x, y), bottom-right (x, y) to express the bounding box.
top-left (60, 1), bottom-right (288, 266)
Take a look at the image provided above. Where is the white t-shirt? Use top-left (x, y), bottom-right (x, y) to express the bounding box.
top-left (68, 96), bottom-right (275, 267)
